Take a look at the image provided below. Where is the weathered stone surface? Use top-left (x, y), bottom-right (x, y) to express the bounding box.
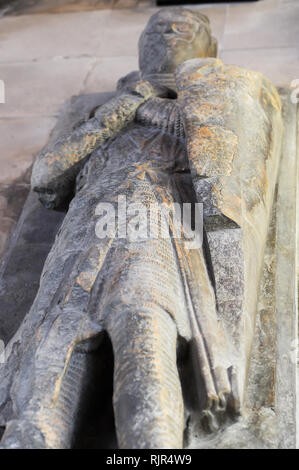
top-left (191, 88), bottom-right (298, 449)
top-left (0, 117), bottom-right (56, 258)
top-left (0, 243), bottom-right (54, 344)
top-left (0, 182), bottom-right (30, 259)
top-left (0, 92), bottom-right (114, 343)
top-left (0, 6), bottom-right (297, 451)
top-left (0, 87), bottom-right (296, 449)
top-left (272, 89), bottom-right (298, 449)
top-left (206, 222), bottom-right (244, 350)
top-left (176, 57), bottom-right (283, 401)
top-left (0, 9), bottom-right (231, 449)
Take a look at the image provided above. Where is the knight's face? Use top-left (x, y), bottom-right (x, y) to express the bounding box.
top-left (139, 11), bottom-right (215, 75)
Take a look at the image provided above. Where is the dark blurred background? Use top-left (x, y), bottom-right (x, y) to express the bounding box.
top-left (0, 0), bottom-right (258, 16)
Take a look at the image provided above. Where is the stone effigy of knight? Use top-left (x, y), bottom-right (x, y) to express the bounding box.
top-left (0, 8), bottom-right (283, 449)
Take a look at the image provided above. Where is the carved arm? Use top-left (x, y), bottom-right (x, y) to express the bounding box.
top-left (31, 81), bottom-right (162, 209)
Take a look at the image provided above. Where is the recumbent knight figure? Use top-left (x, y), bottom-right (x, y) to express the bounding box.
top-left (0, 8), bottom-right (283, 449)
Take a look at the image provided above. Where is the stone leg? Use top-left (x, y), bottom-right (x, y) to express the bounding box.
top-left (106, 305), bottom-right (184, 449)
top-left (0, 344), bottom-right (89, 449)
top-left (0, 280), bottom-right (105, 449)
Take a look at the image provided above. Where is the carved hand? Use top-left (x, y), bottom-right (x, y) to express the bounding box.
top-left (31, 80), bottom-right (163, 209)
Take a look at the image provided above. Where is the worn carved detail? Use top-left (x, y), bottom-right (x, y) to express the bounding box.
top-left (0, 7), bottom-right (284, 449)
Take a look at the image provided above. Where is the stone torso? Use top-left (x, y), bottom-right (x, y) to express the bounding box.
top-left (75, 97), bottom-right (189, 195)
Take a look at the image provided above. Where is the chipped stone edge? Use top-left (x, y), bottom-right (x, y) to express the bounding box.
top-left (274, 89), bottom-right (298, 449)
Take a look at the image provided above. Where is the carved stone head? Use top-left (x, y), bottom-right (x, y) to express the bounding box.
top-left (138, 8), bottom-right (217, 76)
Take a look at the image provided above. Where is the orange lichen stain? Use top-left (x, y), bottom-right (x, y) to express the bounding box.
top-left (141, 140), bottom-right (151, 150)
top-left (76, 271), bottom-right (96, 293)
top-left (198, 126), bottom-right (212, 139)
top-left (136, 171), bottom-right (146, 181)
top-left (36, 415), bottom-right (61, 449)
top-left (214, 186), bottom-right (242, 227)
top-left (52, 342), bottom-right (76, 406)
top-left (261, 86), bottom-right (282, 112)
top-left (134, 162), bottom-right (153, 181)
top-left (187, 126), bottom-right (238, 177)
top-left (196, 102), bottom-right (221, 120)
top-left (188, 69), bottom-right (204, 82)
